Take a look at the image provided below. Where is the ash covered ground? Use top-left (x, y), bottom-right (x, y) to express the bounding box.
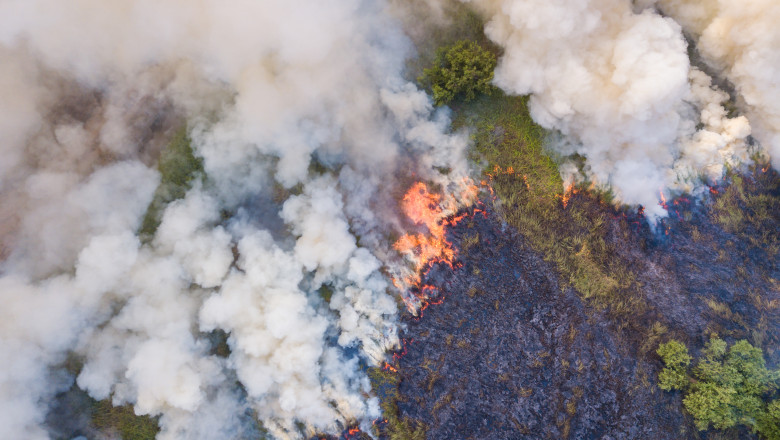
top-left (388, 173), bottom-right (780, 440)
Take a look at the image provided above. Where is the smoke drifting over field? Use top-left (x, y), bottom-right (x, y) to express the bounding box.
top-left (0, 0), bottom-right (778, 439)
top-left (465, 0), bottom-right (768, 219)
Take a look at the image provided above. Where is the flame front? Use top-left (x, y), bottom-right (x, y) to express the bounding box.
top-left (392, 180), bottom-right (478, 313)
top-left (394, 182), bottom-right (453, 273)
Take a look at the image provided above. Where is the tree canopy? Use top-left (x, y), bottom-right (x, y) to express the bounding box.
top-left (657, 337), bottom-right (780, 438)
top-left (419, 40), bottom-right (497, 106)
top-left (657, 340), bottom-right (691, 391)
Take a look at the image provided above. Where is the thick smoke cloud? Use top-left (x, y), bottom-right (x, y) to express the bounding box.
top-left (645, 0), bottom-right (780, 169)
top-left (465, 0), bottom-right (759, 218)
top-left (0, 0), bottom-right (471, 439)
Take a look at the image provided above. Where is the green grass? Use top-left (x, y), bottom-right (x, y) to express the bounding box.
top-left (453, 93), bottom-right (644, 319)
top-left (138, 126), bottom-right (204, 241)
top-left (92, 400), bottom-right (160, 440)
top-left (454, 94), bottom-right (559, 200)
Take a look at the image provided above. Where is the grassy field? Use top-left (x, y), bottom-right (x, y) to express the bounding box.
top-left (92, 400), bottom-right (160, 440)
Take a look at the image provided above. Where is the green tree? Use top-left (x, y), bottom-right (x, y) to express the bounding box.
top-left (657, 340), bottom-right (691, 391)
top-left (419, 40), bottom-right (497, 106)
top-left (757, 400), bottom-right (780, 439)
top-left (658, 337), bottom-right (780, 439)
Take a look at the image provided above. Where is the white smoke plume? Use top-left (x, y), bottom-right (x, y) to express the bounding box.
top-left (644, 0), bottom-right (780, 169)
top-left (0, 0), bottom-right (471, 439)
top-left (463, 0), bottom-right (762, 218)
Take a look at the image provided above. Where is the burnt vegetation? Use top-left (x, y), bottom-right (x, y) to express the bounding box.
top-left (373, 40), bottom-right (780, 437)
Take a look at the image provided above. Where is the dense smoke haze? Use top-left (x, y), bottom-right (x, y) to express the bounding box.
top-left (0, 0), bottom-right (778, 439)
top-left (463, 0), bottom-right (764, 219)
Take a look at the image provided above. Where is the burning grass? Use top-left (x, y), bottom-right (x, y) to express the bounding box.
top-left (392, 180), bottom-right (479, 313)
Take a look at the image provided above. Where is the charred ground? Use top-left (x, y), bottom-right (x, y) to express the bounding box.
top-left (375, 162), bottom-right (779, 439)
top-left (363, 86), bottom-right (780, 439)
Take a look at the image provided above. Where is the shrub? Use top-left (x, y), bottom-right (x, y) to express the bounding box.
top-left (757, 400), bottom-right (780, 439)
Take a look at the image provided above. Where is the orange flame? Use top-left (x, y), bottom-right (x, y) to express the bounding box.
top-left (393, 182), bottom-right (453, 276)
top-left (561, 183), bottom-right (577, 209)
top-left (392, 180), bottom-right (478, 312)
top-left (659, 188), bottom-right (668, 209)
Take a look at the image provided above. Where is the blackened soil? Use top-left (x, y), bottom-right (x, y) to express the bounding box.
top-left (392, 185), bottom-right (779, 440)
top-left (394, 210), bottom-right (689, 439)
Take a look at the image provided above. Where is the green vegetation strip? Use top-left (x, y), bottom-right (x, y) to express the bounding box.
top-left (368, 367), bottom-right (427, 440)
top-left (454, 92), bottom-right (643, 319)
